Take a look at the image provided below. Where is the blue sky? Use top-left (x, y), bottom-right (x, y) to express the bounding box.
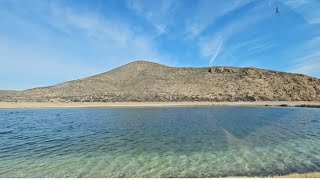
top-left (0, 0), bottom-right (319, 90)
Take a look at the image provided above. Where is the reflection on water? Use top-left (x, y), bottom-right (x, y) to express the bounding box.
top-left (0, 107), bottom-right (320, 177)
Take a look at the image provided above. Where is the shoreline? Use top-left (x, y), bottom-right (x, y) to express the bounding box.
top-left (237, 172), bottom-right (320, 178)
top-left (1, 101), bottom-right (320, 109)
top-left (273, 172), bottom-right (320, 178)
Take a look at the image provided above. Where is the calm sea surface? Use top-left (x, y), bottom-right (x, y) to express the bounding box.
top-left (0, 107), bottom-right (320, 177)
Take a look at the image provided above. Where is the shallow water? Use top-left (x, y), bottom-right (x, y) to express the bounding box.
top-left (0, 106), bottom-right (320, 177)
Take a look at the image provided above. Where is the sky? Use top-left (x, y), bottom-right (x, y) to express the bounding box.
top-left (0, 0), bottom-right (319, 90)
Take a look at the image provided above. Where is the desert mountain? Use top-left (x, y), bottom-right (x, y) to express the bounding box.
top-left (1, 61), bottom-right (320, 102)
top-left (0, 90), bottom-right (17, 97)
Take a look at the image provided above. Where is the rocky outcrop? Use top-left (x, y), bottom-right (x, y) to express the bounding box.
top-left (1, 61), bottom-right (319, 102)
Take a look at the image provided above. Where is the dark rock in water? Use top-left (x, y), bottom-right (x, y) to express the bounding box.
top-left (295, 104), bottom-right (320, 108)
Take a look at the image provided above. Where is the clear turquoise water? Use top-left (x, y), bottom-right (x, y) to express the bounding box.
top-left (0, 106), bottom-right (320, 177)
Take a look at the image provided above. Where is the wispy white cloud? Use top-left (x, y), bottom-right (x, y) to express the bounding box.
top-left (290, 36), bottom-right (320, 76)
top-left (200, 36), bottom-right (224, 65)
top-left (1, 0), bottom-right (164, 56)
top-left (198, 2), bottom-right (271, 65)
top-left (293, 62), bottom-right (320, 76)
top-left (0, 0), bottom-right (176, 90)
top-left (284, 0), bottom-right (320, 24)
top-left (49, 5), bottom-right (164, 60)
top-left (247, 42), bottom-right (277, 53)
top-left (126, 0), bottom-right (177, 35)
top-left (226, 34), bottom-right (277, 55)
top-left (186, 0), bottom-right (252, 38)
top-left (1, 0), bottom-right (319, 90)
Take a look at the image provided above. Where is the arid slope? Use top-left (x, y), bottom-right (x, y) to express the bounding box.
top-left (0, 90), bottom-right (17, 97)
top-left (1, 61), bottom-right (320, 102)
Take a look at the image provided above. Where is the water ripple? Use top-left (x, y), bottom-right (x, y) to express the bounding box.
top-left (0, 107), bottom-right (320, 177)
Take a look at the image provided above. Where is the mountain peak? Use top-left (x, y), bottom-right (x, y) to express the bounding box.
top-left (1, 62), bottom-right (319, 102)
top-left (123, 60), bottom-right (168, 67)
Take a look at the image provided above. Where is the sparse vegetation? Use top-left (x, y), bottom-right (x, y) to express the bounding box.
top-left (1, 61), bottom-right (320, 102)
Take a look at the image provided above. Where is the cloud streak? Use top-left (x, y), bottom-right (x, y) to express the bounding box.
top-left (284, 0), bottom-right (320, 24)
top-left (0, 0), bottom-right (174, 89)
top-left (186, 0), bottom-right (252, 38)
top-left (290, 36), bottom-right (320, 77)
top-left (198, 2), bottom-right (271, 66)
top-left (200, 36), bottom-right (224, 65)
top-left (126, 0), bottom-right (177, 35)
top-left (0, 0), bottom-right (319, 90)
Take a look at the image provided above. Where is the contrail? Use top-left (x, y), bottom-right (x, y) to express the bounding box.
top-left (209, 38), bottom-right (223, 65)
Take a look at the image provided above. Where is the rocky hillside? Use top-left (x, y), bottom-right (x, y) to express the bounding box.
top-left (1, 61), bottom-right (320, 102)
top-left (0, 90), bottom-right (17, 97)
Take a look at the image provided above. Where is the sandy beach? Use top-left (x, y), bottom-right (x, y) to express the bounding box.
top-left (1, 101), bottom-right (320, 109)
top-left (227, 172), bottom-right (320, 178)
top-left (274, 172), bottom-right (320, 178)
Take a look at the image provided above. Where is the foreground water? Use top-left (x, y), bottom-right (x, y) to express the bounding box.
top-left (0, 106), bottom-right (320, 177)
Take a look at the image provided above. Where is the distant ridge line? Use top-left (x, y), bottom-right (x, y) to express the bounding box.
top-left (1, 60), bottom-right (319, 102)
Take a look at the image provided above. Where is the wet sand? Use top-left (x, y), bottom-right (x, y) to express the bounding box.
top-left (226, 172), bottom-right (320, 178)
top-left (274, 172), bottom-right (320, 178)
top-left (0, 101), bottom-right (320, 109)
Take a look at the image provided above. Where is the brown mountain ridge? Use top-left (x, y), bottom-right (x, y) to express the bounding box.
top-left (1, 61), bottom-right (320, 102)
